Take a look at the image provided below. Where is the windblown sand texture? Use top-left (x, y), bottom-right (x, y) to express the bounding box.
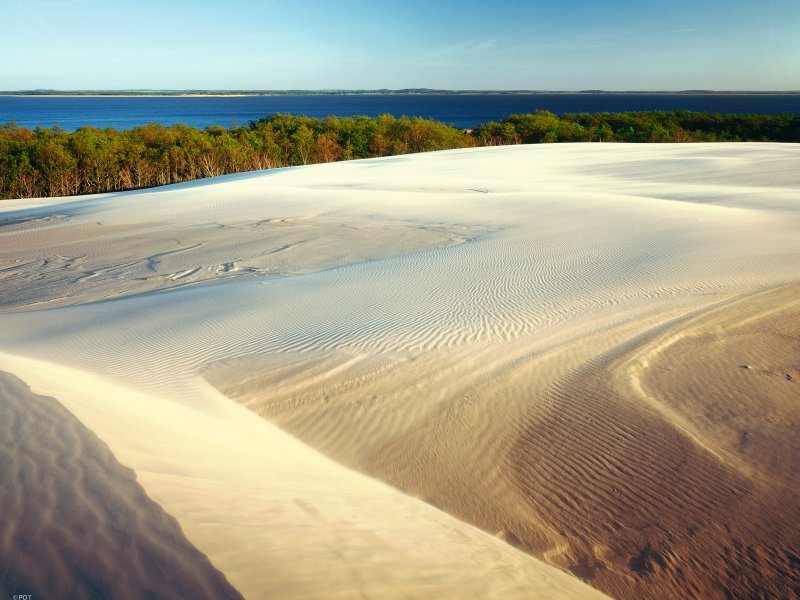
top-left (1, 143), bottom-right (798, 599)
top-left (0, 372), bottom-right (242, 600)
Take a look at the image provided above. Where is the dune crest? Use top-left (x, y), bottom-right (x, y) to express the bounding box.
top-left (0, 371), bottom-right (242, 600)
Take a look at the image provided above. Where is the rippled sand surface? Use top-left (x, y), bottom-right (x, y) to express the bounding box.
top-left (1, 143), bottom-right (798, 599)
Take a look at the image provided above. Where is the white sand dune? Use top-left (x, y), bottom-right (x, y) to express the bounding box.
top-left (0, 352), bottom-right (609, 600)
top-left (1, 143), bottom-right (798, 599)
top-left (0, 371), bottom-right (243, 600)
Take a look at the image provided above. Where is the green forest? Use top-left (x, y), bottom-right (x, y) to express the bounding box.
top-left (1, 111), bottom-right (798, 200)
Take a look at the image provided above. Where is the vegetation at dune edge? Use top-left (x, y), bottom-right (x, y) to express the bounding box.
top-left (1, 110), bottom-right (799, 199)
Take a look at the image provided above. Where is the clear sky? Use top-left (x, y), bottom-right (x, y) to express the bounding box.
top-left (2, 0), bottom-right (798, 90)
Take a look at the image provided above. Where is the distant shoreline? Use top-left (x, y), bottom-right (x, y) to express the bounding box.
top-left (2, 90), bottom-right (800, 97)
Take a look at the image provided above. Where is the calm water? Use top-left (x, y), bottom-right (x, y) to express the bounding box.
top-left (1, 94), bottom-right (799, 131)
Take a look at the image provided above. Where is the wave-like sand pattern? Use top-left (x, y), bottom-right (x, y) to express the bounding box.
top-left (209, 288), bottom-right (800, 599)
top-left (506, 286), bottom-right (800, 599)
top-left (0, 352), bottom-right (611, 600)
top-left (1, 143), bottom-right (798, 598)
top-left (0, 372), bottom-right (242, 600)
top-left (0, 205), bottom-right (478, 312)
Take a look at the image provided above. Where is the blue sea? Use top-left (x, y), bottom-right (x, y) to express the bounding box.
top-left (1, 94), bottom-right (798, 132)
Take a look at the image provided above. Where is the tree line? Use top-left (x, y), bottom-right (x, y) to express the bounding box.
top-left (474, 110), bottom-right (800, 145)
top-left (1, 111), bottom-right (798, 200)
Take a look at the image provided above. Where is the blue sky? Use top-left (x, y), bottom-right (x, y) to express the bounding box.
top-left (2, 0), bottom-right (798, 90)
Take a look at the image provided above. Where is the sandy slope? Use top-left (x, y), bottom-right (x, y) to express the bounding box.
top-left (0, 353), bottom-right (609, 600)
top-left (0, 371), bottom-right (242, 600)
top-left (1, 143), bottom-right (798, 599)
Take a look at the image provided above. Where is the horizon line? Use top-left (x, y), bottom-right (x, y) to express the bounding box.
top-left (3, 88), bottom-right (800, 95)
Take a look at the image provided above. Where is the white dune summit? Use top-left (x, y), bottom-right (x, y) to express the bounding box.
top-left (1, 143), bottom-right (798, 599)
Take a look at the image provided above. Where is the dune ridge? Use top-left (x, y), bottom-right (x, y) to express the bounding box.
top-left (1, 143), bottom-right (798, 598)
top-left (0, 371), bottom-right (243, 600)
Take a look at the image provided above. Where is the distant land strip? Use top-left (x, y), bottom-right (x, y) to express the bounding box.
top-left (2, 110), bottom-right (799, 200)
top-left (2, 89), bottom-right (800, 96)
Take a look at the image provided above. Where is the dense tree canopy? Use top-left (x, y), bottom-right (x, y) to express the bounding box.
top-left (1, 111), bottom-right (798, 200)
top-left (474, 110), bottom-right (800, 145)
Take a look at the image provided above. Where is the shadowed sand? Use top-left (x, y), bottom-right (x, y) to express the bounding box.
top-left (0, 372), bottom-right (242, 600)
top-left (1, 143), bottom-right (798, 599)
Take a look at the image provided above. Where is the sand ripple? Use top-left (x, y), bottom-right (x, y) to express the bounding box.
top-left (0, 372), bottom-right (242, 600)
